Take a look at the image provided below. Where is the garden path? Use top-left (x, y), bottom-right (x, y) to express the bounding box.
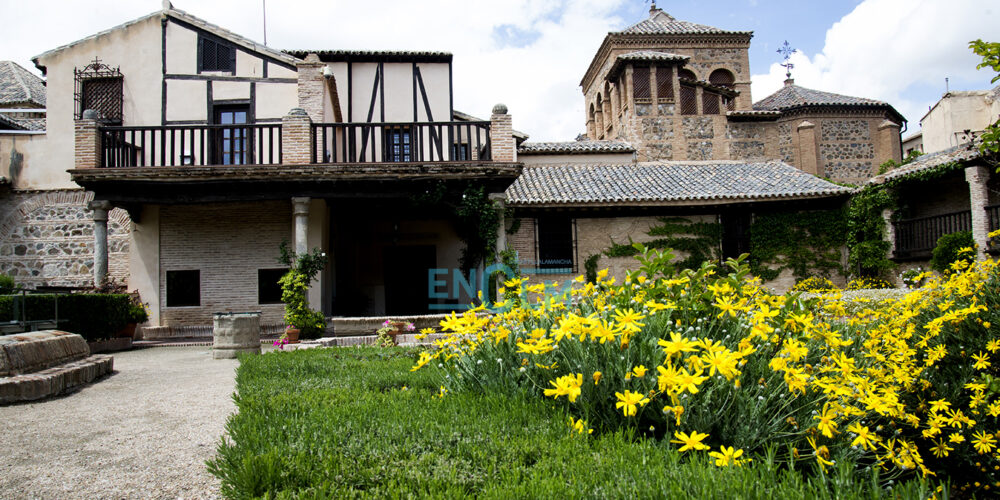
top-left (0, 346), bottom-right (237, 499)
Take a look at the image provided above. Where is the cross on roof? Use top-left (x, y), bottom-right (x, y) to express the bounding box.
top-left (777, 40), bottom-right (797, 79)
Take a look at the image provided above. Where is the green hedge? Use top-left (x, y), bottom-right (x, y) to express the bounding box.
top-left (208, 348), bottom-right (937, 499)
top-left (0, 294), bottom-right (132, 341)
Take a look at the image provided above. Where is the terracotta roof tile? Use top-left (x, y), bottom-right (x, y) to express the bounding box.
top-left (518, 141), bottom-right (635, 155)
top-left (507, 161), bottom-right (850, 206)
top-left (0, 61), bottom-right (45, 107)
top-left (616, 10), bottom-right (751, 36)
top-left (868, 144), bottom-right (982, 184)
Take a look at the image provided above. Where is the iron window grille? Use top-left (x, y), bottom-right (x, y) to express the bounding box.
top-left (74, 58), bottom-right (124, 124)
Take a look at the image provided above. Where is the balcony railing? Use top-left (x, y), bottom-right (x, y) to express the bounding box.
top-left (100, 124), bottom-right (282, 167)
top-left (894, 210), bottom-right (972, 259)
top-left (310, 121), bottom-right (491, 163)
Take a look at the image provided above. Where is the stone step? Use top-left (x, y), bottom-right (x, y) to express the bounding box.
top-left (0, 330), bottom-right (90, 376)
top-left (0, 354), bottom-right (113, 404)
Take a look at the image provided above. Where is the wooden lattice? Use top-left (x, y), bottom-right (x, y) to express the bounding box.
top-left (655, 66), bottom-right (673, 101)
top-left (680, 84), bottom-right (697, 115)
top-left (702, 91), bottom-right (720, 114)
top-left (632, 66), bottom-right (651, 100)
top-left (709, 69), bottom-right (735, 89)
top-left (74, 58), bottom-right (123, 124)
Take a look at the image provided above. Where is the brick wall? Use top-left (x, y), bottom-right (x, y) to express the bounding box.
top-left (159, 201), bottom-right (292, 327)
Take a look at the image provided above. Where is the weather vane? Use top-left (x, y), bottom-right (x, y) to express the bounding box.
top-left (777, 40), bottom-right (797, 79)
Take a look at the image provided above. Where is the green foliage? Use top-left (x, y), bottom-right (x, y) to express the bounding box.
top-left (846, 187), bottom-right (896, 278)
top-left (878, 150), bottom-right (923, 175)
top-left (456, 186), bottom-right (502, 271)
top-left (0, 294), bottom-right (131, 341)
top-left (126, 303), bottom-right (148, 323)
top-left (749, 209), bottom-right (847, 281)
top-left (277, 241), bottom-right (328, 339)
top-left (208, 347), bottom-right (934, 499)
top-left (792, 276), bottom-right (837, 292)
top-left (0, 274), bottom-right (15, 295)
top-left (584, 254), bottom-right (600, 283)
top-left (606, 218), bottom-right (721, 270)
top-left (970, 39), bottom-right (1000, 84)
top-left (930, 231), bottom-right (975, 273)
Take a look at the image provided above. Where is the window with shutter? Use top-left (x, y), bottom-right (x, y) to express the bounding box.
top-left (632, 66), bottom-right (651, 101)
top-left (200, 37), bottom-right (236, 73)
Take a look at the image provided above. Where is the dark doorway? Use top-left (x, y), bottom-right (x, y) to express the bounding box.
top-left (384, 245), bottom-right (436, 315)
top-left (720, 212), bottom-right (752, 261)
top-left (212, 105), bottom-right (249, 165)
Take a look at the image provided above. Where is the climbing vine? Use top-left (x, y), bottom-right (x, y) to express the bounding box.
top-left (748, 209), bottom-right (847, 281)
top-left (411, 182), bottom-right (506, 273)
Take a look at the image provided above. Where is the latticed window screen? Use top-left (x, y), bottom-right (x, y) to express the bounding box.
top-left (200, 37), bottom-right (236, 73)
top-left (632, 66), bottom-right (651, 100)
top-left (724, 96), bottom-right (736, 111)
top-left (74, 59), bottom-right (123, 124)
top-left (680, 84), bottom-right (697, 115)
top-left (678, 69), bottom-right (697, 82)
top-left (655, 66), bottom-right (673, 101)
top-left (702, 91), bottom-right (720, 114)
top-left (709, 69), bottom-right (735, 88)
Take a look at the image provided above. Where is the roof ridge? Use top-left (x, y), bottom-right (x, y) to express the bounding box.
top-left (6, 61), bottom-right (33, 103)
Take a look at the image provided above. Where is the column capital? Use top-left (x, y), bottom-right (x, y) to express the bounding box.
top-left (88, 200), bottom-right (112, 221)
top-left (292, 197), bottom-right (311, 216)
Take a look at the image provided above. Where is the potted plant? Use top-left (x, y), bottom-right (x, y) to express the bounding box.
top-left (277, 240), bottom-right (328, 343)
top-left (116, 297), bottom-right (149, 339)
top-left (375, 319), bottom-right (415, 346)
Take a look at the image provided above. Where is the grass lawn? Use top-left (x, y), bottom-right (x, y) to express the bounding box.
top-left (208, 347), bottom-right (936, 499)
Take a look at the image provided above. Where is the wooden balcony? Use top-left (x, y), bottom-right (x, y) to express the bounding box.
top-left (310, 121), bottom-right (491, 163)
top-left (893, 210), bottom-right (972, 259)
top-left (100, 124), bottom-right (282, 167)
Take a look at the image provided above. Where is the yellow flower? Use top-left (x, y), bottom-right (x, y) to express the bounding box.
top-left (973, 351), bottom-right (992, 371)
top-left (670, 430), bottom-right (710, 452)
top-left (615, 390), bottom-right (650, 417)
top-left (931, 439), bottom-right (954, 458)
top-left (813, 404), bottom-right (839, 438)
top-left (593, 371), bottom-right (602, 385)
top-left (847, 422), bottom-right (877, 451)
top-left (949, 432), bottom-right (966, 444)
top-left (658, 332), bottom-right (698, 358)
top-left (632, 365), bottom-right (648, 378)
top-left (543, 373), bottom-right (584, 402)
top-left (708, 445), bottom-right (747, 467)
top-left (973, 431), bottom-right (997, 454)
top-left (613, 308), bottom-right (646, 333)
top-left (568, 417), bottom-right (593, 435)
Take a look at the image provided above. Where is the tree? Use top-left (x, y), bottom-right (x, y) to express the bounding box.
top-left (969, 40), bottom-right (1000, 167)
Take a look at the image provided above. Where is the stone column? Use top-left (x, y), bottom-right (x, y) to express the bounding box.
top-left (966, 165), bottom-right (990, 260)
top-left (881, 207), bottom-right (896, 260)
top-left (292, 197), bottom-right (310, 256)
top-left (796, 120), bottom-right (818, 176)
top-left (489, 193), bottom-right (508, 255)
top-left (282, 108), bottom-right (313, 164)
top-left (89, 200), bottom-right (112, 287)
top-left (75, 109), bottom-right (101, 169)
top-left (490, 104), bottom-right (516, 162)
top-left (876, 119), bottom-right (902, 168)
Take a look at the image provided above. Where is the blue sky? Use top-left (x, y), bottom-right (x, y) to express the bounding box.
top-left (2, 0), bottom-right (997, 141)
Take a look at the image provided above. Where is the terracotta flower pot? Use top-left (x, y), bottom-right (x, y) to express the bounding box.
top-left (285, 327), bottom-right (301, 344)
top-left (116, 323), bottom-right (137, 339)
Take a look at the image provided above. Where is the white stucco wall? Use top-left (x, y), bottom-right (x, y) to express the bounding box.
top-left (921, 91), bottom-right (997, 154)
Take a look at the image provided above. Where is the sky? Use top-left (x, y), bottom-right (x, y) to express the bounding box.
top-left (1, 0), bottom-right (997, 141)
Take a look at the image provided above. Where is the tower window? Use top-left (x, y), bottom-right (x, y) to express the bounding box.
top-left (656, 66), bottom-right (673, 101)
top-left (632, 66), bottom-right (651, 100)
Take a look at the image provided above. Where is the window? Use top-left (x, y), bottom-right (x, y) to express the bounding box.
top-left (680, 85), bottom-right (697, 115)
top-left (385, 127), bottom-right (412, 162)
top-left (702, 91), bottom-right (720, 114)
top-left (632, 66), bottom-right (651, 100)
top-left (166, 270), bottom-right (200, 307)
top-left (721, 213), bottom-right (752, 260)
top-left (536, 216), bottom-right (575, 274)
top-left (452, 143), bottom-right (469, 161)
top-left (709, 69), bottom-right (735, 89)
top-left (213, 105), bottom-right (249, 165)
top-left (74, 59), bottom-right (123, 123)
top-left (199, 37), bottom-right (236, 73)
top-left (258, 269), bottom-right (287, 304)
top-left (655, 66), bottom-right (673, 101)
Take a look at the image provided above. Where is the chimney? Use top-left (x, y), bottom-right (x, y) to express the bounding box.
top-left (784, 78), bottom-right (795, 87)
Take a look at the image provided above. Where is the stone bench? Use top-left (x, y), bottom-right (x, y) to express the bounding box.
top-left (0, 330), bottom-right (113, 404)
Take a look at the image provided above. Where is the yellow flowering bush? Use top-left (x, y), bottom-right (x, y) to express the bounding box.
top-left (412, 244), bottom-right (1000, 494)
top-left (792, 276), bottom-right (837, 292)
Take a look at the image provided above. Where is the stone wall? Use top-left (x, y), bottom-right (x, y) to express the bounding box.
top-left (818, 118), bottom-right (876, 184)
top-left (158, 201), bottom-right (291, 327)
top-left (0, 190), bottom-right (129, 288)
top-left (776, 122), bottom-right (794, 165)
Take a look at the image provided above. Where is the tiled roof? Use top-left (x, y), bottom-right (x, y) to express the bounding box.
top-left (0, 113), bottom-right (45, 131)
top-left (518, 141), bottom-right (635, 155)
top-left (453, 110), bottom-right (529, 141)
top-left (616, 10), bottom-right (751, 36)
top-left (868, 144), bottom-right (982, 184)
top-left (283, 50), bottom-right (451, 63)
top-left (33, 5), bottom-right (299, 72)
top-left (506, 161), bottom-right (851, 206)
top-left (754, 83), bottom-right (889, 111)
top-left (0, 61), bottom-right (45, 107)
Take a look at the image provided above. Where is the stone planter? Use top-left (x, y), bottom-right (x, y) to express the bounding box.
top-left (212, 312), bottom-right (261, 359)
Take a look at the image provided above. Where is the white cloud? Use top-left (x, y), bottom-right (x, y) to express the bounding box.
top-left (750, 0), bottom-right (1000, 128)
top-left (0, 0), bottom-right (625, 141)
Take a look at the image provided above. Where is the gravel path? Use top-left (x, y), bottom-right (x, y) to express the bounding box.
top-left (0, 346), bottom-right (239, 499)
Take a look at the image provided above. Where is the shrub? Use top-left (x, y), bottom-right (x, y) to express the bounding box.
top-left (414, 244), bottom-right (1000, 495)
top-left (209, 348), bottom-right (935, 498)
top-left (0, 274), bottom-right (15, 295)
top-left (0, 293), bottom-right (131, 341)
top-left (277, 240), bottom-right (327, 339)
top-left (791, 276), bottom-right (837, 292)
top-left (899, 267), bottom-right (930, 289)
top-left (930, 230), bottom-right (975, 273)
top-left (844, 277), bottom-right (894, 290)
